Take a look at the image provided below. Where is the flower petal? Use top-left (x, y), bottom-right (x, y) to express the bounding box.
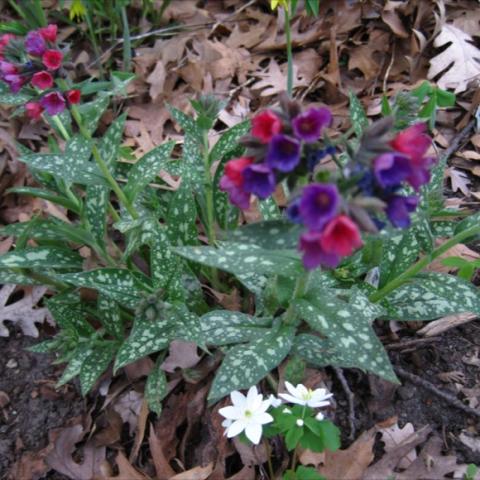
top-left (278, 393), bottom-right (307, 406)
top-left (284, 381), bottom-right (298, 397)
top-left (254, 412), bottom-right (274, 425)
top-left (230, 390), bottom-right (246, 408)
top-left (307, 400), bottom-right (331, 408)
top-left (218, 406), bottom-right (242, 420)
top-left (245, 423), bottom-right (263, 444)
top-left (226, 420), bottom-right (246, 438)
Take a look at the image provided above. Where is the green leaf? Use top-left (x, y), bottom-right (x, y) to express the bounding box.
top-left (7, 187), bottom-right (80, 212)
top-left (228, 220), bottom-right (301, 250)
top-left (57, 344), bottom-right (93, 387)
top-left (20, 135), bottom-right (106, 186)
top-left (168, 106), bottom-right (202, 143)
top-left (97, 295), bottom-right (124, 338)
top-left (77, 95), bottom-right (110, 135)
top-left (259, 197), bottom-right (281, 220)
top-left (0, 82), bottom-right (32, 105)
top-left (305, 0), bottom-right (320, 16)
top-left (124, 141), bottom-right (175, 200)
top-left (293, 289), bottom-right (397, 382)
top-left (166, 179), bottom-right (198, 246)
top-left (145, 359), bottom-right (168, 414)
top-left (47, 293), bottom-right (94, 335)
top-left (0, 247), bottom-right (82, 269)
top-left (0, 269), bottom-right (43, 285)
top-left (379, 229), bottom-right (420, 287)
top-left (208, 325), bottom-right (295, 402)
top-left (114, 303), bottom-right (199, 371)
top-left (27, 339), bottom-right (58, 353)
top-left (285, 424), bottom-right (304, 451)
top-left (58, 269), bottom-right (146, 307)
top-left (209, 121), bottom-right (250, 164)
top-left (436, 88), bottom-right (456, 107)
top-left (175, 243), bottom-right (303, 278)
top-left (383, 272), bottom-right (480, 320)
top-left (80, 342), bottom-right (117, 395)
top-left (349, 90), bottom-right (369, 137)
top-left (200, 311), bottom-right (272, 346)
top-left (454, 211), bottom-right (480, 238)
top-left (431, 220), bottom-right (456, 238)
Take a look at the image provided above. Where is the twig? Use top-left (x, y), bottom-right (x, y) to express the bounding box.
top-left (440, 118), bottom-right (476, 162)
top-left (386, 337), bottom-right (441, 350)
top-left (395, 366), bottom-right (480, 420)
top-left (333, 367), bottom-right (356, 440)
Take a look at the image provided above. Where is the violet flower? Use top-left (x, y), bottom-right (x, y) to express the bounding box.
top-left (385, 195), bottom-right (418, 228)
top-left (219, 176), bottom-right (251, 210)
top-left (25, 31), bottom-right (46, 56)
top-left (373, 152), bottom-right (412, 189)
top-left (292, 107), bottom-right (331, 143)
top-left (243, 164), bottom-right (276, 199)
top-left (3, 74), bottom-right (24, 93)
top-left (266, 134), bottom-right (301, 173)
top-left (299, 183), bottom-right (339, 231)
top-left (299, 231), bottom-right (340, 270)
top-left (40, 91), bottom-right (65, 115)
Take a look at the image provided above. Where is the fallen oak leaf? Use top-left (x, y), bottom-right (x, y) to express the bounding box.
top-left (161, 341), bottom-right (202, 373)
top-left (446, 167), bottom-right (471, 196)
top-left (378, 422), bottom-right (417, 469)
top-left (100, 451), bottom-right (149, 480)
top-left (46, 424), bottom-right (106, 480)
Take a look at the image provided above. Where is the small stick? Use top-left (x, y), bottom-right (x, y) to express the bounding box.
top-left (333, 367), bottom-right (356, 440)
top-left (395, 366), bottom-right (480, 420)
top-left (386, 337), bottom-right (441, 350)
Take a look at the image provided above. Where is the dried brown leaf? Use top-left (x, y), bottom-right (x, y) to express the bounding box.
top-left (161, 341), bottom-right (201, 373)
top-left (171, 463), bottom-right (214, 480)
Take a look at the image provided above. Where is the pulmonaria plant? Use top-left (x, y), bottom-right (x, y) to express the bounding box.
top-left (220, 96), bottom-right (436, 270)
top-left (0, 26), bottom-right (80, 119)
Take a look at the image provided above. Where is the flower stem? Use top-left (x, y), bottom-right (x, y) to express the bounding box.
top-left (284, 6), bottom-right (293, 97)
top-left (284, 270), bottom-right (312, 325)
top-left (202, 131), bottom-right (216, 246)
top-left (69, 104), bottom-right (139, 220)
top-left (263, 438), bottom-right (275, 480)
top-left (369, 224), bottom-right (480, 303)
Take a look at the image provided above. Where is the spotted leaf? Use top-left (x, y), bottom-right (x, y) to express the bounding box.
top-left (80, 342), bottom-right (118, 395)
top-left (293, 289), bottom-right (397, 382)
top-left (0, 247), bottom-right (82, 269)
top-left (145, 360), bottom-right (168, 415)
top-left (77, 95), bottom-right (110, 135)
top-left (258, 197), bottom-right (281, 220)
top-left (57, 344), bottom-right (93, 387)
top-left (382, 272), bottom-right (480, 320)
top-left (200, 311), bottom-right (272, 346)
top-left (174, 243), bottom-right (303, 278)
top-left (97, 295), bottom-right (123, 338)
top-left (209, 120), bottom-right (250, 164)
top-left (209, 324), bottom-right (295, 402)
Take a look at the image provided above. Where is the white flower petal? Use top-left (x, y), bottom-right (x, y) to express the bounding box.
top-left (315, 412), bottom-right (325, 421)
top-left (284, 381), bottom-right (298, 397)
top-left (279, 393), bottom-right (307, 406)
top-left (246, 386), bottom-right (259, 407)
top-left (226, 420), bottom-right (246, 438)
top-left (219, 406), bottom-right (243, 420)
top-left (254, 412), bottom-right (274, 425)
top-left (250, 393), bottom-right (263, 412)
top-left (267, 395), bottom-right (282, 408)
top-left (307, 400), bottom-right (331, 408)
top-left (297, 384), bottom-right (309, 398)
top-left (245, 423), bottom-right (263, 444)
top-left (230, 390), bottom-right (246, 408)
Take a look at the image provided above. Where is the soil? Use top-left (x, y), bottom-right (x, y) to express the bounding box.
top-left (0, 327), bottom-right (85, 479)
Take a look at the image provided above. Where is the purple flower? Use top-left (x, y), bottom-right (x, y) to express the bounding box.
top-left (243, 164), bottom-right (276, 199)
top-left (292, 107), bottom-right (332, 143)
top-left (3, 74), bottom-right (23, 93)
top-left (219, 176), bottom-right (251, 210)
top-left (299, 183), bottom-right (339, 231)
top-left (40, 91), bottom-right (66, 115)
top-left (266, 134), bottom-right (301, 173)
top-left (299, 231), bottom-right (340, 270)
top-left (373, 153), bottom-right (412, 189)
top-left (286, 198), bottom-right (303, 224)
top-left (386, 195), bottom-right (418, 228)
top-left (25, 31), bottom-right (46, 56)
top-left (0, 61), bottom-right (17, 77)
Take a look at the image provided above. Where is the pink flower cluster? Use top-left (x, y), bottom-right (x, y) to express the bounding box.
top-left (0, 26), bottom-right (80, 119)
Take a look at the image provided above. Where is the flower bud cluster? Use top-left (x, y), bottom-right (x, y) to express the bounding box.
top-left (0, 26), bottom-right (80, 119)
top-left (220, 99), bottom-right (436, 270)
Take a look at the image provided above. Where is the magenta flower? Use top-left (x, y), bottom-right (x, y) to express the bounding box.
top-left (0, 61), bottom-right (17, 77)
top-left (299, 231), bottom-right (340, 270)
top-left (299, 183), bottom-right (339, 231)
top-left (292, 107), bottom-right (331, 143)
top-left (25, 31), bottom-right (46, 56)
top-left (266, 134), bottom-right (301, 172)
top-left (320, 215), bottom-right (363, 257)
top-left (243, 164), bottom-right (276, 199)
top-left (251, 110), bottom-right (282, 143)
top-left (40, 91), bottom-right (65, 115)
top-left (39, 24), bottom-right (58, 43)
top-left (42, 49), bottom-right (63, 70)
top-left (25, 101), bottom-right (43, 120)
top-left (373, 152), bottom-right (412, 189)
top-left (219, 176), bottom-right (251, 210)
top-left (385, 195), bottom-right (418, 228)
top-left (31, 71), bottom-right (54, 90)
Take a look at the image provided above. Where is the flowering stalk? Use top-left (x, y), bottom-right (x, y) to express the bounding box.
top-left (283, 270), bottom-right (312, 325)
top-left (68, 103), bottom-right (140, 220)
top-left (369, 224), bottom-right (480, 303)
top-left (203, 130), bottom-right (216, 246)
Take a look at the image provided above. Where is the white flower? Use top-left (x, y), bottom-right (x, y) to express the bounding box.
top-left (282, 407), bottom-right (292, 414)
top-left (315, 412), bottom-right (325, 421)
top-left (219, 386), bottom-right (273, 444)
top-left (268, 394), bottom-right (282, 408)
top-left (279, 382), bottom-right (333, 408)
top-left (296, 419), bottom-right (304, 427)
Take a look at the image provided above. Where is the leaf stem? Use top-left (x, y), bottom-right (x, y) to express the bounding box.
top-left (283, 270), bottom-right (312, 325)
top-left (369, 224), bottom-right (480, 303)
top-left (202, 131), bottom-right (216, 246)
top-left (69, 104), bottom-right (139, 220)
